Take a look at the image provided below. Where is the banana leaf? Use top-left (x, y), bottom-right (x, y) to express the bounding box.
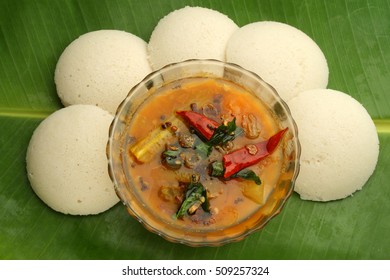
top-left (1, 0), bottom-right (389, 260)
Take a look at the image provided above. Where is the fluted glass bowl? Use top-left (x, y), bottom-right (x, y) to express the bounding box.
top-left (107, 59), bottom-right (300, 247)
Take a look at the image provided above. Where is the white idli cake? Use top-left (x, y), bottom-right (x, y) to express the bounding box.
top-left (288, 89), bottom-right (379, 201)
top-left (148, 6), bottom-right (238, 70)
top-left (55, 30), bottom-right (152, 114)
top-left (226, 21), bottom-right (329, 101)
top-left (26, 105), bottom-right (119, 215)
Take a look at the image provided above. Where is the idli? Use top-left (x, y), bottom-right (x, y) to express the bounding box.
top-left (288, 89), bottom-right (379, 201)
top-left (226, 21), bottom-right (329, 101)
top-left (26, 105), bottom-right (119, 215)
top-left (148, 6), bottom-right (238, 70)
top-left (55, 30), bottom-right (152, 114)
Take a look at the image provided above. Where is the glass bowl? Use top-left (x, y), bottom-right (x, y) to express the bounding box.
top-left (107, 59), bottom-right (300, 247)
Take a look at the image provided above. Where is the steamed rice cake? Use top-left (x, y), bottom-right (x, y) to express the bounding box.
top-left (226, 21), bottom-right (329, 101)
top-left (26, 105), bottom-right (119, 215)
top-left (148, 6), bottom-right (238, 70)
top-left (55, 30), bottom-right (152, 114)
top-left (288, 89), bottom-right (379, 201)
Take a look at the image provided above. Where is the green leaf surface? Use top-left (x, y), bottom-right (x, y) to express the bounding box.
top-left (1, 0), bottom-right (389, 259)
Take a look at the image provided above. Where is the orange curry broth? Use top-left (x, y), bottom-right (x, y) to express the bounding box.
top-left (126, 77), bottom-right (283, 231)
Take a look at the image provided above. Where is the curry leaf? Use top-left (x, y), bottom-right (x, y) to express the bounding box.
top-left (208, 117), bottom-right (242, 146)
top-left (210, 161), bottom-right (261, 185)
top-left (210, 161), bottom-right (224, 177)
top-left (175, 181), bottom-right (209, 219)
top-left (194, 140), bottom-right (213, 157)
top-left (232, 169), bottom-right (261, 185)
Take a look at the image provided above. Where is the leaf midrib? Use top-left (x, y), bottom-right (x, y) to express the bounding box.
top-left (2, 107), bottom-right (390, 134)
top-left (0, 108), bottom-right (55, 119)
top-left (373, 119), bottom-right (390, 134)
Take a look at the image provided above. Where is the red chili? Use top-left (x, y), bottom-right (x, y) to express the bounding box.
top-left (176, 111), bottom-right (219, 140)
top-left (222, 128), bottom-right (288, 178)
